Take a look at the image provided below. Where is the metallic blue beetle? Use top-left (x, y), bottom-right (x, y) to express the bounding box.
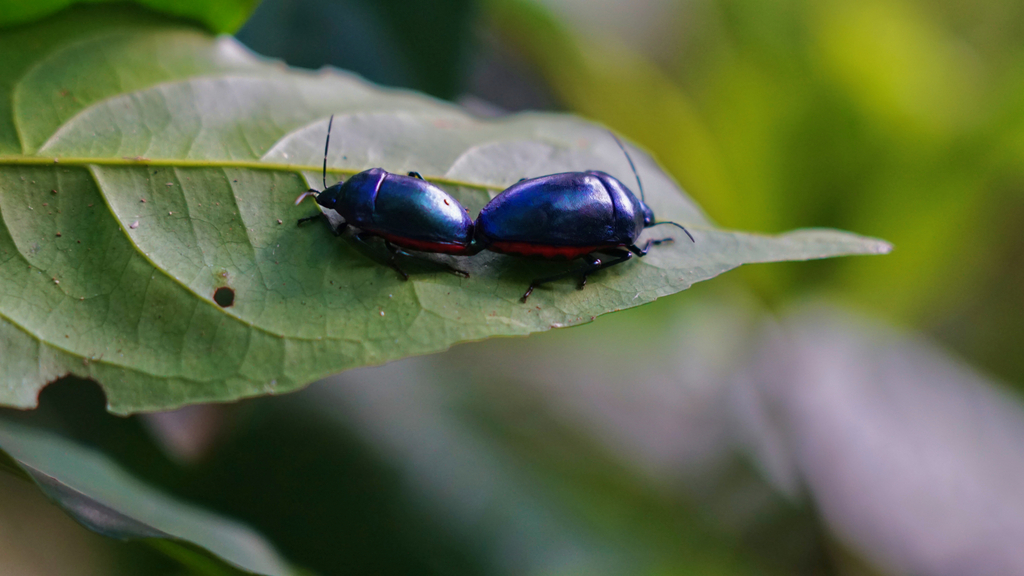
top-left (296, 116), bottom-right (474, 279)
top-left (474, 135), bottom-right (695, 302)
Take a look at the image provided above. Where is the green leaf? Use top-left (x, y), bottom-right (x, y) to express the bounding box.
top-left (0, 419), bottom-right (294, 575)
top-left (0, 0), bottom-right (259, 33)
top-left (0, 6), bottom-right (890, 414)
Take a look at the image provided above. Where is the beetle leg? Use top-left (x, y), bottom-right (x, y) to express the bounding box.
top-left (629, 238), bottom-right (672, 257)
top-left (441, 264), bottom-right (470, 278)
top-left (577, 254), bottom-right (602, 289)
top-left (383, 240), bottom-right (411, 281)
top-left (582, 248), bottom-right (633, 280)
top-left (328, 221), bottom-right (347, 237)
top-left (408, 171), bottom-right (425, 180)
top-left (521, 251), bottom-right (634, 303)
top-left (387, 242), bottom-right (467, 280)
top-left (391, 243), bottom-right (469, 279)
top-left (351, 235), bottom-right (469, 280)
top-left (298, 212), bottom-right (346, 236)
top-left (297, 212), bottom-right (323, 226)
top-left (347, 233), bottom-right (408, 281)
top-left (407, 259), bottom-right (470, 278)
top-left (348, 231), bottom-right (382, 257)
top-left (522, 266), bottom-right (581, 301)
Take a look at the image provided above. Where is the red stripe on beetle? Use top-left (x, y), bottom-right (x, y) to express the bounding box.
top-left (376, 232), bottom-right (473, 255)
top-left (488, 241), bottom-right (616, 259)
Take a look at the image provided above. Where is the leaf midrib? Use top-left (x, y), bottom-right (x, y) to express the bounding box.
top-left (0, 155), bottom-right (504, 191)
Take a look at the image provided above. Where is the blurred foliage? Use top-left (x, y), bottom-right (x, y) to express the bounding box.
top-left (0, 0), bottom-right (259, 32)
top-left (237, 0), bottom-right (477, 99)
top-left (484, 0), bottom-right (1024, 386)
top-left (0, 418), bottom-right (294, 575)
top-left (1, 380), bottom-right (492, 576)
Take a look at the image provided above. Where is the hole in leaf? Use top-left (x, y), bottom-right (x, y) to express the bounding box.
top-left (213, 287), bottom-right (235, 308)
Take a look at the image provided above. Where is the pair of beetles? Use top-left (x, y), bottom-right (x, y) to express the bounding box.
top-left (296, 116), bottom-right (694, 302)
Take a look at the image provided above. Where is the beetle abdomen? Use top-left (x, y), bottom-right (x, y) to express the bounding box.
top-left (373, 174), bottom-right (473, 246)
top-left (475, 172), bottom-right (647, 253)
top-left (476, 173), bottom-right (615, 246)
top-left (340, 169), bottom-right (474, 250)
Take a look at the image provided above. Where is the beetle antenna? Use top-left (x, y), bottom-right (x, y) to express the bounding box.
top-left (610, 131), bottom-right (644, 203)
top-left (321, 114), bottom-right (334, 190)
top-left (294, 190), bottom-right (319, 205)
top-left (652, 220), bottom-right (696, 243)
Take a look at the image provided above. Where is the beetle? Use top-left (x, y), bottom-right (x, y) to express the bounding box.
top-left (473, 134), bottom-right (695, 302)
top-left (296, 115), bottom-right (474, 280)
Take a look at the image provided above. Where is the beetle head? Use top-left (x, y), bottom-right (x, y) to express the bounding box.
top-left (314, 183), bottom-right (345, 210)
top-left (640, 202), bottom-right (655, 228)
top-left (294, 181), bottom-right (346, 212)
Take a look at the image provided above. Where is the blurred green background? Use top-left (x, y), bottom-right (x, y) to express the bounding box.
top-left (4, 0), bottom-right (1024, 574)
top-left (478, 0), bottom-right (1024, 382)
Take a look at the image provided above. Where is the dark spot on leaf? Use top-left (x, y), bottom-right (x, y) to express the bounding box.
top-left (213, 287), bottom-right (235, 308)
